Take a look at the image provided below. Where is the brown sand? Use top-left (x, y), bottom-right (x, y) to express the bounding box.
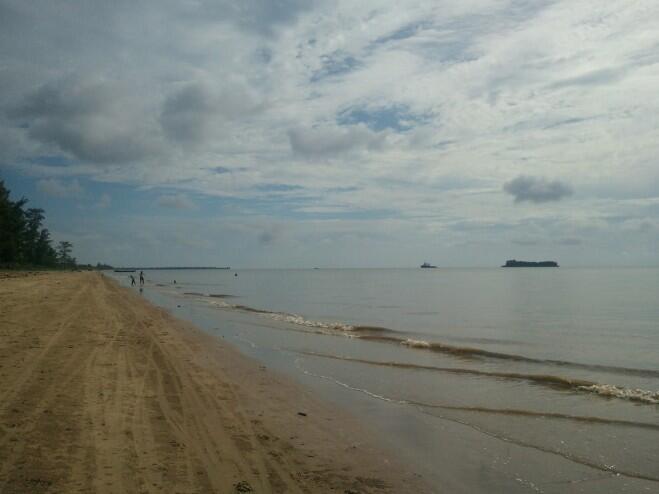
top-left (0, 272), bottom-right (429, 493)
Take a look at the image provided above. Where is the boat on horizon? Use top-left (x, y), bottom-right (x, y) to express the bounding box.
top-left (420, 262), bottom-right (437, 268)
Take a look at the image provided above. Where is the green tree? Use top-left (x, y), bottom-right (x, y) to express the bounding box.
top-left (57, 240), bottom-right (75, 266)
top-left (0, 181), bottom-right (27, 264)
top-left (24, 207), bottom-right (45, 264)
top-left (36, 228), bottom-right (58, 265)
top-left (0, 178), bottom-right (73, 268)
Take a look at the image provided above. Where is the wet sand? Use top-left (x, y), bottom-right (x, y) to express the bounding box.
top-left (0, 272), bottom-right (428, 493)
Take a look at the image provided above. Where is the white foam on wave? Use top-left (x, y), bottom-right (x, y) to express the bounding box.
top-left (268, 312), bottom-right (355, 332)
top-left (206, 298), bottom-right (355, 333)
top-left (577, 384), bottom-right (659, 404)
top-left (197, 293), bottom-right (659, 407)
top-left (401, 338), bottom-right (431, 348)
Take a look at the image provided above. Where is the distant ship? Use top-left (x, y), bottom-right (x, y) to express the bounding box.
top-left (420, 262), bottom-right (437, 268)
top-left (502, 260), bottom-right (559, 267)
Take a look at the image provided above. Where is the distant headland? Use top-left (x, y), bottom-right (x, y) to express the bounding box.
top-left (113, 266), bottom-right (230, 271)
top-left (502, 260), bottom-right (559, 268)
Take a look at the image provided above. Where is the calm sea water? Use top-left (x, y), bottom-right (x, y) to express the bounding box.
top-left (111, 268), bottom-right (659, 493)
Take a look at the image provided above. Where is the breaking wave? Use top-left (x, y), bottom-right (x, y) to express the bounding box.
top-left (203, 298), bottom-right (356, 332)
top-left (358, 335), bottom-right (659, 379)
top-left (260, 311), bottom-right (355, 332)
top-left (183, 291), bottom-right (659, 381)
top-left (401, 338), bottom-right (432, 348)
top-left (194, 294), bottom-right (398, 335)
top-left (297, 351), bottom-right (659, 405)
top-left (577, 384), bottom-right (659, 404)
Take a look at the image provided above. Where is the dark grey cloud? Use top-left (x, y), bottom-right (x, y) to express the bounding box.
top-left (288, 125), bottom-right (385, 157)
top-left (8, 80), bottom-right (153, 164)
top-left (160, 84), bottom-right (216, 147)
top-left (160, 82), bottom-right (264, 147)
top-left (504, 175), bottom-right (573, 203)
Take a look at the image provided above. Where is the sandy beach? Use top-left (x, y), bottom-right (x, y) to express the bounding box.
top-left (0, 272), bottom-right (428, 493)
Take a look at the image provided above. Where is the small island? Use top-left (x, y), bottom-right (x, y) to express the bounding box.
top-left (502, 260), bottom-right (559, 267)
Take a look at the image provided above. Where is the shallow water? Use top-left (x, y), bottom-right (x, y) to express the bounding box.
top-left (112, 268), bottom-right (659, 493)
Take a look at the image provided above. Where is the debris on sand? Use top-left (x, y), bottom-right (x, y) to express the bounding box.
top-left (235, 480), bottom-right (253, 492)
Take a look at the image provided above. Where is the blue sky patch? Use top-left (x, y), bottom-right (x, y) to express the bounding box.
top-left (311, 51), bottom-right (362, 82)
top-left (337, 105), bottom-right (425, 132)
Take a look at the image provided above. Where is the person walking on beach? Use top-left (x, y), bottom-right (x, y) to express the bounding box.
top-left (130, 275), bottom-right (136, 286)
top-left (139, 270), bottom-right (145, 286)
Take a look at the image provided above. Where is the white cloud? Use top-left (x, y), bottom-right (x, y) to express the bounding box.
top-left (2, 0), bottom-right (659, 265)
top-left (288, 124), bottom-right (387, 156)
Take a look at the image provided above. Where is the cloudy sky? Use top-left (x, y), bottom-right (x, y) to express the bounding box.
top-left (1, 0), bottom-right (658, 267)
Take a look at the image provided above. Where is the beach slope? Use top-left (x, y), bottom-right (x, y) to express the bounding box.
top-left (0, 272), bottom-right (427, 493)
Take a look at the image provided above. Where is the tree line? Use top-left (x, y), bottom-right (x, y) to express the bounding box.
top-left (0, 179), bottom-right (76, 268)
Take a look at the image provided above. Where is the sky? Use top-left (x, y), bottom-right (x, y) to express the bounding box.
top-left (1, 0), bottom-right (658, 267)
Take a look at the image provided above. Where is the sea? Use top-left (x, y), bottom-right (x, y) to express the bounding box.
top-left (109, 268), bottom-right (659, 493)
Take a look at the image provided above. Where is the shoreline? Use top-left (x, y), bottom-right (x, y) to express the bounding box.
top-left (117, 269), bottom-right (659, 493)
top-left (0, 271), bottom-right (429, 493)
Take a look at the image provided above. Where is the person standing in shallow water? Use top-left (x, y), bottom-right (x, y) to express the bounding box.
top-left (139, 271), bottom-right (145, 286)
top-left (130, 275), bottom-right (136, 286)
